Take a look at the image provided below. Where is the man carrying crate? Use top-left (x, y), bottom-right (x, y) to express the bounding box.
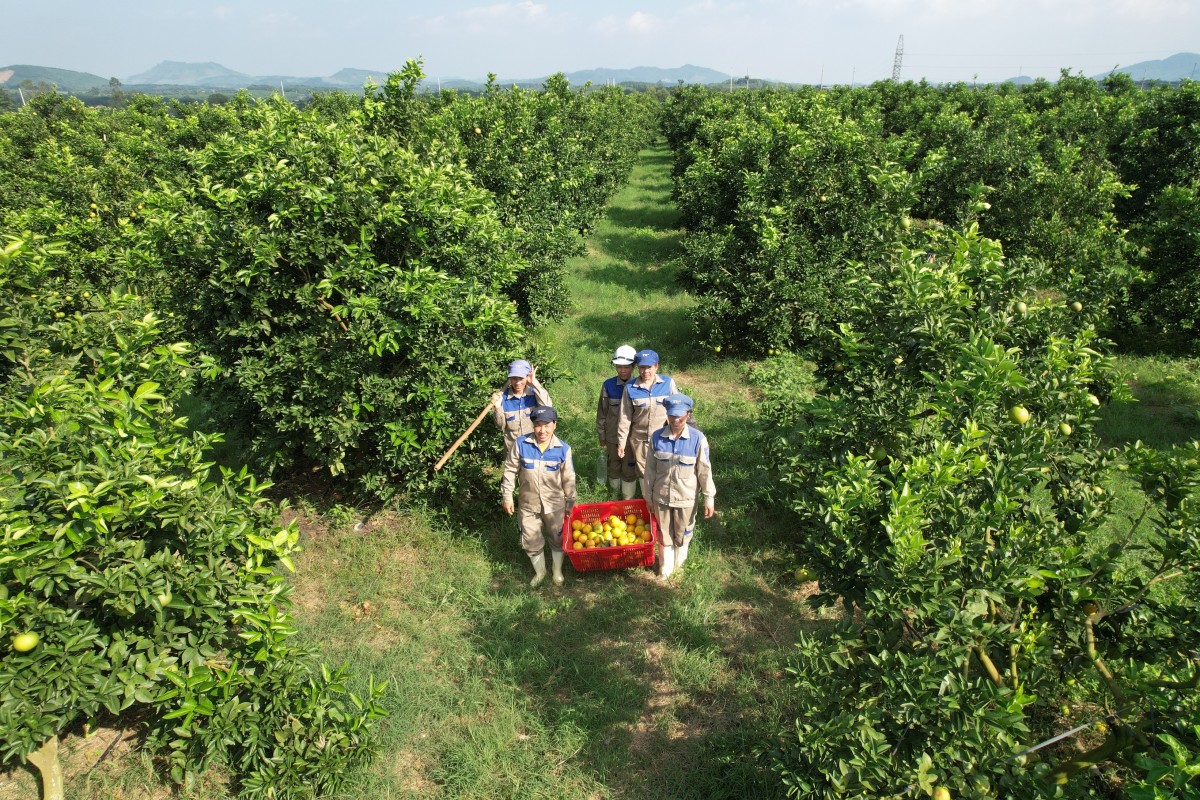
top-left (643, 394), bottom-right (716, 580)
top-left (501, 405), bottom-right (577, 587)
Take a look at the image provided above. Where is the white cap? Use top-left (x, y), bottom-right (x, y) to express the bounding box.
top-left (612, 345), bottom-right (637, 365)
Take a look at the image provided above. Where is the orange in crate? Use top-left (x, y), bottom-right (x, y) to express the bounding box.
top-left (562, 499), bottom-right (658, 572)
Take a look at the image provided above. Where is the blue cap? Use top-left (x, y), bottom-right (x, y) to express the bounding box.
top-left (663, 393), bottom-right (693, 416)
top-left (634, 349), bottom-right (659, 366)
top-left (508, 359), bottom-right (532, 378)
top-left (529, 405), bottom-right (558, 423)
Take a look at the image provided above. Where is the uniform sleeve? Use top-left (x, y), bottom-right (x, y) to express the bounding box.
top-left (562, 445), bottom-right (577, 509)
top-left (643, 432), bottom-right (659, 499)
top-left (668, 377), bottom-right (680, 395)
top-left (615, 385), bottom-right (633, 449)
top-left (500, 439), bottom-right (520, 501)
top-left (596, 385), bottom-right (608, 441)
top-left (529, 375), bottom-right (552, 407)
top-left (696, 432), bottom-right (716, 507)
top-left (492, 393), bottom-right (506, 431)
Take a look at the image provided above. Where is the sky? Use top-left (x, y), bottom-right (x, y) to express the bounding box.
top-left (5, 0), bottom-right (1197, 86)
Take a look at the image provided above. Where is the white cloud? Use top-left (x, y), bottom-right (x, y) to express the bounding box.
top-left (628, 11), bottom-right (658, 33)
top-left (213, 5), bottom-right (234, 22)
top-left (518, 1), bottom-right (548, 18)
top-left (456, 2), bottom-right (548, 22)
top-left (1109, 0), bottom-right (1193, 20)
top-left (849, 0), bottom-right (1196, 19)
top-left (595, 11), bottom-right (660, 36)
top-left (256, 12), bottom-right (305, 36)
top-left (419, 2), bottom-right (550, 35)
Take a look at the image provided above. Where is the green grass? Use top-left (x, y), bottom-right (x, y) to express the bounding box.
top-left (1093, 355), bottom-right (1200, 589)
top-left (1099, 355), bottom-right (1200, 449)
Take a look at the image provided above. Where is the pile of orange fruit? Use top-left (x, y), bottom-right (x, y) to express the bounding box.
top-left (570, 513), bottom-right (652, 549)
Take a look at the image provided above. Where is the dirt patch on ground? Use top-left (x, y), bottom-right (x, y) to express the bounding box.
top-left (0, 720), bottom-right (203, 800)
top-left (281, 505), bottom-right (332, 542)
top-left (627, 641), bottom-right (681, 759)
top-left (384, 747), bottom-right (439, 795)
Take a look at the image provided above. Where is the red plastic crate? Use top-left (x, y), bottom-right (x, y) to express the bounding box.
top-left (562, 499), bottom-right (658, 572)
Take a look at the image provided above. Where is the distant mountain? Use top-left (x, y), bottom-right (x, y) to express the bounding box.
top-left (323, 68), bottom-right (387, 87)
top-left (120, 61), bottom-right (732, 91)
top-left (1003, 52), bottom-right (1200, 84)
top-left (0, 64), bottom-right (109, 92)
top-left (125, 61), bottom-right (386, 89)
top-left (1091, 52), bottom-right (1200, 83)
top-left (4, 60), bottom-right (747, 94)
top-left (127, 61), bottom-right (259, 87)
top-left (556, 64), bottom-right (731, 86)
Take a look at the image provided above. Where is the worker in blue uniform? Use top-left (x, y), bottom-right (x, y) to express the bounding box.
top-left (615, 349), bottom-right (678, 499)
top-left (643, 394), bottom-right (715, 579)
top-left (492, 359), bottom-right (552, 450)
top-left (501, 406), bottom-right (576, 588)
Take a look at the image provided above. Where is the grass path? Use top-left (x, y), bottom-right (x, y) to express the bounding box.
top-left (285, 143), bottom-right (823, 800)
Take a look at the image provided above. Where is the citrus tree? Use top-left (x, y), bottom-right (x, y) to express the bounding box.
top-left (367, 64), bottom-right (654, 323)
top-left (1110, 80), bottom-right (1200, 353)
top-left (0, 92), bottom-right (242, 309)
top-left (756, 225), bottom-right (1199, 797)
top-left (669, 89), bottom-right (911, 354)
top-left (134, 93), bottom-right (527, 496)
top-left (0, 237), bottom-right (386, 799)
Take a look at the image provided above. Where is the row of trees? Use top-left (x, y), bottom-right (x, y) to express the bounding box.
top-left (663, 79), bottom-right (1200, 796)
top-left (1, 64), bottom-right (655, 797)
top-left (663, 75), bottom-right (1200, 357)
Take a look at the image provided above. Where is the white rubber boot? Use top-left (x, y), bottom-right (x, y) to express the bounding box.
top-left (621, 480), bottom-right (637, 500)
top-left (660, 544), bottom-right (675, 579)
top-left (551, 550), bottom-right (564, 586)
top-left (529, 552), bottom-right (547, 588)
top-left (676, 535), bottom-right (690, 570)
top-left (608, 478), bottom-right (621, 497)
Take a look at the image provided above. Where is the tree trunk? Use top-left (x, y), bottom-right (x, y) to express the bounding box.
top-left (27, 736), bottom-right (64, 800)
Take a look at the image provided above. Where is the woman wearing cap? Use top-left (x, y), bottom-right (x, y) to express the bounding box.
top-left (501, 405), bottom-right (576, 588)
top-left (643, 394), bottom-right (716, 579)
top-left (492, 359), bottom-right (552, 450)
top-left (615, 349), bottom-right (679, 499)
top-left (596, 344), bottom-right (638, 498)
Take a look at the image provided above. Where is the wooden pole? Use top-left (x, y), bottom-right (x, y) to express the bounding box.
top-left (434, 403), bottom-right (494, 471)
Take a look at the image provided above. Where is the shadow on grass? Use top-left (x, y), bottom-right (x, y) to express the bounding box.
top-left (569, 306), bottom-right (696, 364)
top-left (463, 565), bottom-right (810, 799)
top-left (1097, 399), bottom-right (1200, 450)
top-left (580, 255), bottom-right (684, 294)
top-left (1099, 362), bottom-right (1200, 450)
top-left (634, 145), bottom-right (675, 170)
top-left (603, 202), bottom-right (681, 233)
